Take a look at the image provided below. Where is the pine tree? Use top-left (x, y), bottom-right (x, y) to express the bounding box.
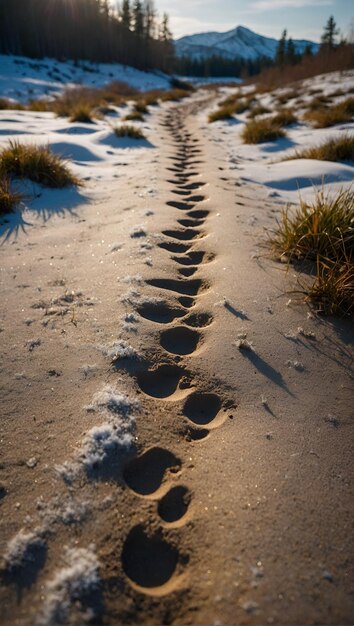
top-left (321, 15), bottom-right (339, 49)
top-left (121, 0), bottom-right (131, 29)
top-left (143, 0), bottom-right (156, 39)
top-left (132, 0), bottom-right (144, 36)
top-left (160, 13), bottom-right (172, 42)
top-left (275, 29), bottom-right (287, 66)
top-left (286, 38), bottom-right (297, 65)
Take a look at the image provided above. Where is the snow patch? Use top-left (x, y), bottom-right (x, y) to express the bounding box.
top-left (3, 528), bottom-right (45, 571)
top-left (39, 546), bottom-right (100, 625)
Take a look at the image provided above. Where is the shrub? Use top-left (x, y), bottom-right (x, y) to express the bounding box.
top-left (134, 101), bottom-right (149, 114)
top-left (304, 97), bottom-right (354, 128)
top-left (284, 135), bottom-right (354, 162)
top-left (277, 89), bottom-right (298, 105)
top-left (208, 105), bottom-right (236, 123)
top-left (306, 95), bottom-right (332, 111)
top-left (269, 188), bottom-right (353, 317)
top-left (69, 105), bottom-right (94, 123)
top-left (242, 117), bottom-right (286, 143)
top-left (0, 141), bottom-right (79, 187)
top-left (273, 108), bottom-right (297, 126)
top-left (27, 100), bottom-right (50, 112)
top-left (160, 89), bottom-right (190, 102)
top-left (219, 91), bottom-right (242, 107)
top-left (233, 98), bottom-right (252, 114)
top-left (0, 176), bottom-right (23, 214)
top-left (248, 104), bottom-right (271, 118)
top-left (124, 110), bottom-right (144, 121)
top-left (0, 98), bottom-right (11, 109)
top-left (0, 98), bottom-right (24, 111)
top-left (113, 125), bottom-right (145, 139)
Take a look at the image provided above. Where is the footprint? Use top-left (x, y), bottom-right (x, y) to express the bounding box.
top-left (123, 447), bottom-right (181, 497)
top-left (171, 190), bottom-right (193, 197)
top-left (137, 302), bottom-right (185, 324)
top-left (177, 219), bottom-right (204, 228)
top-left (158, 241), bottom-right (192, 254)
top-left (185, 195), bottom-right (207, 203)
top-left (178, 267), bottom-right (198, 278)
top-left (178, 296), bottom-right (195, 308)
top-left (186, 210), bottom-right (209, 220)
top-left (137, 364), bottom-right (190, 399)
top-left (160, 327), bottom-right (201, 355)
top-left (183, 312), bottom-right (213, 327)
top-left (183, 426), bottom-right (210, 442)
top-left (166, 201), bottom-right (194, 210)
top-left (162, 228), bottom-right (204, 242)
top-left (183, 392), bottom-right (225, 427)
top-left (179, 182), bottom-right (206, 190)
top-left (158, 486), bottom-right (191, 524)
top-left (172, 251), bottom-right (215, 266)
top-left (122, 525), bottom-right (180, 592)
top-left (146, 278), bottom-right (209, 296)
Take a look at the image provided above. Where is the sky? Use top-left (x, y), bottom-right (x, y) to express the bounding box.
top-left (155, 0), bottom-right (353, 42)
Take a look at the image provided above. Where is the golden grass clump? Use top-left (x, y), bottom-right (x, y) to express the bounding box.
top-left (248, 104), bottom-right (271, 119)
top-left (124, 110), bottom-right (145, 121)
top-left (0, 175), bottom-right (24, 214)
top-left (242, 117), bottom-right (286, 143)
top-left (113, 125), bottom-right (145, 139)
top-left (133, 101), bottom-right (149, 114)
top-left (303, 97), bottom-right (354, 128)
top-left (69, 104), bottom-right (94, 123)
top-left (269, 188), bottom-right (354, 317)
top-left (160, 89), bottom-right (190, 102)
top-left (284, 134), bottom-right (354, 162)
top-left (208, 105), bottom-right (236, 123)
top-left (0, 141), bottom-right (79, 188)
top-left (27, 100), bottom-right (51, 112)
top-left (219, 91), bottom-right (242, 107)
top-left (276, 89), bottom-right (298, 105)
top-left (273, 108), bottom-right (297, 126)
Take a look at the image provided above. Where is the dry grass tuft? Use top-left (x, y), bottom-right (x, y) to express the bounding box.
top-left (0, 141), bottom-right (79, 188)
top-left (0, 175), bottom-right (24, 214)
top-left (208, 105), bottom-right (236, 123)
top-left (284, 134), bottom-right (354, 162)
top-left (69, 105), bottom-right (94, 123)
top-left (269, 188), bottom-right (354, 317)
top-left (304, 97), bottom-right (354, 128)
top-left (248, 104), bottom-right (271, 119)
top-left (124, 110), bottom-right (145, 121)
top-left (273, 108), bottom-right (297, 126)
top-left (113, 125), bottom-right (145, 139)
top-left (242, 117), bottom-right (286, 143)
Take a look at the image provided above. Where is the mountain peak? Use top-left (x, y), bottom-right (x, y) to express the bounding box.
top-left (175, 25), bottom-right (318, 62)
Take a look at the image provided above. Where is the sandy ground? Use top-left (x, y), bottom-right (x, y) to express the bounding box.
top-left (0, 92), bottom-right (353, 625)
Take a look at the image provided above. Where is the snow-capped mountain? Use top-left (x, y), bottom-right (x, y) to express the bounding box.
top-left (175, 25), bottom-right (319, 61)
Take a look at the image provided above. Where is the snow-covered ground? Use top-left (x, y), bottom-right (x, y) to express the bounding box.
top-left (0, 55), bottom-right (171, 102)
top-left (204, 69), bottom-right (354, 204)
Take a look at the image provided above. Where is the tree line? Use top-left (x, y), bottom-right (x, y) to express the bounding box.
top-left (175, 15), bottom-right (352, 78)
top-left (0, 0), bottom-right (174, 72)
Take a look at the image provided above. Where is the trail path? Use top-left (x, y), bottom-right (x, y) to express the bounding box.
top-left (0, 93), bottom-right (353, 625)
